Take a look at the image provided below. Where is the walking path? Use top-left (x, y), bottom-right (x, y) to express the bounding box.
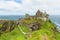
top-left (18, 25), bottom-right (27, 35)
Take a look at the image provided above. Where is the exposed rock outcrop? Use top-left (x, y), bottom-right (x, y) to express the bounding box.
top-left (28, 22), bottom-right (41, 31)
top-left (0, 21), bottom-right (17, 34)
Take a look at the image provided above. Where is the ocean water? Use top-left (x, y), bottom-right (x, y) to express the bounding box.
top-left (0, 15), bottom-right (25, 20)
top-left (49, 15), bottom-right (60, 24)
top-left (0, 15), bottom-right (60, 24)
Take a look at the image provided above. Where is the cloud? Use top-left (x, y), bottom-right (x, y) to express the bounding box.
top-left (0, 0), bottom-right (60, 15)
top-left (0, 1), bottom-right (23, 12)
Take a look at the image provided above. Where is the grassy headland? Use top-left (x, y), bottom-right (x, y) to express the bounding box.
top-left (0, 10), bottom-right (60, 40)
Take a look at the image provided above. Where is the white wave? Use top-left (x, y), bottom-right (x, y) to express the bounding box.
top-left (54, 22), bottom-right (60, 32)
top-left (54, 22), bottom-right (60, 27)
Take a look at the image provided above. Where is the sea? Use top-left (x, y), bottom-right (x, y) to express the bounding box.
top-left (49, 15), bottom-right (60, 24)
top-left (0, 15), bottom-right (25, 20)
top-left (49, 15), bottom-right (60, 28)
top-left (0, 15), bottom-right (60, 24)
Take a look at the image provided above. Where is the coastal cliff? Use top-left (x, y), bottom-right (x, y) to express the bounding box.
top-left (0, 10), bottom-right (60, 40)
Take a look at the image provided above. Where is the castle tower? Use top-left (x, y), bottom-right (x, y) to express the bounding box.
top-left (25, 13), bottom-right (30, 18)
top-left (44, 11), bottom-right (49, 17)
top-left (36, 9), bottom-right (43, 17)
top-left (43, 11), bottom-right (49, 20)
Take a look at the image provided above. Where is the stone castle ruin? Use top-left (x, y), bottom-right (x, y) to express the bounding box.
top-left (25, 10), bottom-right (49, 21)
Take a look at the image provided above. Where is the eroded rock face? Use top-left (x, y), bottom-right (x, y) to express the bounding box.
top-left (28, 22), bottom-right (41, 31)
top-left (0, 21), bottom-right (16, 34)
top-left (0, 22), bottom-right (8, 32)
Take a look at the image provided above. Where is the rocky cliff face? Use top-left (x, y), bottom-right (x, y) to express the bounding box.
top-left (0, 21), bottom-right (17, 35)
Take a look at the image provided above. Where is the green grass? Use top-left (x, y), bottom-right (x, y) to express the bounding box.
top-left (20, 25), bottom-right (30, 33)
top-left (0, 20), bottom-right (60, 40)
top-left (56, 32), bottom-right (60, 40)
top-left (27, 20), bottom-right (60, 40)
top-left (0, 26), bottom-right (28, 40)
top-left (28, 28), bottom-right (55, 40)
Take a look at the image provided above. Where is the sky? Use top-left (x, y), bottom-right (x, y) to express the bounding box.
top-left (0, 0), bottom-right (60, 15)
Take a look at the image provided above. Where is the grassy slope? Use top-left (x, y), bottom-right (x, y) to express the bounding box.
top-left (0, 19), bottom-right (60, 40)
top-left (27, 20), bottom-right (56, 40)
top-left (27, 20), bottom-right (60, 40)
top-left (0, 25), bottom-right (29, 40)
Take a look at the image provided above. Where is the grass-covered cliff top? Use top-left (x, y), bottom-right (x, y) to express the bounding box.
top-left (0, 18), bottom-right (60, 40)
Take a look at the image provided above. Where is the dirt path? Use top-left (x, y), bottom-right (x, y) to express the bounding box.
top-left (43, 34), bottom-right (48, 40)
top-left (18, 25), bottom-right (27, 35)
